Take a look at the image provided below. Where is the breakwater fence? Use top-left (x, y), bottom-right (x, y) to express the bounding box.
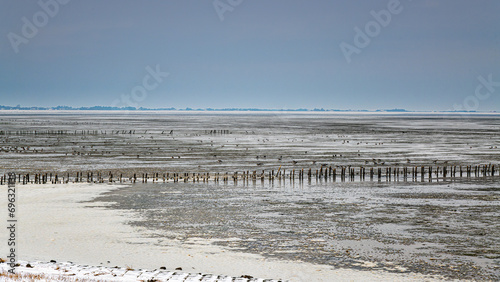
top-left (0, 164), bottom-right (498, 185)
top-left (0, 129), bottom-right (231, 136)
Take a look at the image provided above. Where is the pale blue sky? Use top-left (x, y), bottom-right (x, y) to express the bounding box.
top-left (1, 0), bottom-right (499, 110)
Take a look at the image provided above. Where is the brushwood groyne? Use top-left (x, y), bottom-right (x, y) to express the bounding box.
top-left (1, 163), bottom-right (497, 185)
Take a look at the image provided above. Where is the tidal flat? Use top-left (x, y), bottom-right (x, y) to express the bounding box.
top-left (1, 111), bottom-right (499, 280)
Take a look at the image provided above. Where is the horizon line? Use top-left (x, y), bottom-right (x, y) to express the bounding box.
top-left (0, 105), bottom-right (498, 113)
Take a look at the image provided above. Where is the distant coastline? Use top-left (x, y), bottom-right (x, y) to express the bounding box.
top-left (0, 105), bottom-right (496, 113)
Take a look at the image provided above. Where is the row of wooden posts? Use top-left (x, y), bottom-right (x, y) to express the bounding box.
top-left (0, 164), bottom-right (497, 185)
top-left (0, 129), bottom-right (228, 135)
top-left (0, 130), bottom-right (109, 136)
top-left (0, 130), bottom-right (157, 135)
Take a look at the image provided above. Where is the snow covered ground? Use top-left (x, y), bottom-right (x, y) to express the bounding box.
top-left (0, 260), bottom-right (279, 282)
top-left (0, 183), bottom-right (445, 281)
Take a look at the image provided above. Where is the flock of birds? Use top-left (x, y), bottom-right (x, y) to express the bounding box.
top-left (0, 130), bottom-right (499, 169)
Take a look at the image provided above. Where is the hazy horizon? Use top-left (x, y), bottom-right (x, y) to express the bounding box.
top-left (1, 0), bottom-right (499, 111)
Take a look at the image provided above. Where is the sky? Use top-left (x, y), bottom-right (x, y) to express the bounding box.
top-left (0, 0), bottom-right (499, 111)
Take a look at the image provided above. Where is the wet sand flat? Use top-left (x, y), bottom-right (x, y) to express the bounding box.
top-left (0, 183), bottom-right (441, 281)
top-left (92, 178), bottom-right (499, 280)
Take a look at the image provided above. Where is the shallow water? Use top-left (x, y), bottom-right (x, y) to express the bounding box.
top-left (93, 177), bottom-right (500, 280)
